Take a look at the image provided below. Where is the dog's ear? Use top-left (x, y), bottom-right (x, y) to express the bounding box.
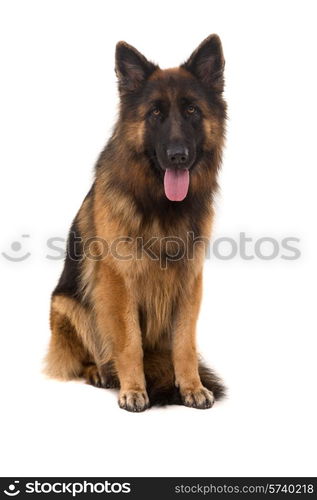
top-left (182, 35), bottom-right (225, 93)
top-left (115, 41), bottom-right (158, 94)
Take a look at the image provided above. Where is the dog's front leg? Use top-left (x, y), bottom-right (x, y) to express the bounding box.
top-left (172, 273), bottom-right (214, 409)
top-left (94, 262), bottom-right (149, 412)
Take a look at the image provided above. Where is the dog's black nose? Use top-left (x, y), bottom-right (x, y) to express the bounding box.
top-left (167, 146), bottom-right (189, 166)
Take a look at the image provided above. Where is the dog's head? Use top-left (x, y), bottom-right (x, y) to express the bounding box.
top-left (115, 35), bottom-right (226, 202)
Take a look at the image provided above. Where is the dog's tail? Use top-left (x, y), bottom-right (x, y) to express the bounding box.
top-left (143, 350), bottom-right (226, 407)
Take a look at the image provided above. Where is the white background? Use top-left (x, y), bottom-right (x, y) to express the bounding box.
top-left (0, 0), bottom-right (316, 477)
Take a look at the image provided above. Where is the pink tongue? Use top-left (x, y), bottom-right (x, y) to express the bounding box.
top-left (164, 169), bottom-right (190, 201)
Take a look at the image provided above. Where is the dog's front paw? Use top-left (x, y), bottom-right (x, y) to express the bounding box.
top-left (118, 390), bottom-right (150, 412)
top-left (181, 386), bottom-right (214, 409)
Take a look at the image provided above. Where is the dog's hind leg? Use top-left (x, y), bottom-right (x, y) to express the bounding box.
top-left (44, 294), bottom-right (96, 380)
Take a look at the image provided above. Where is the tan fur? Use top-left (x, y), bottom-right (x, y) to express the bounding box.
top-left (46, 302), bottom-right (90, 380)
top-left (47, 295), bottom-right (98, 365)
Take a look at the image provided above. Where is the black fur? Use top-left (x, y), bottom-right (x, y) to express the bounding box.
top-left (53, 219), bottom-right (84, 301)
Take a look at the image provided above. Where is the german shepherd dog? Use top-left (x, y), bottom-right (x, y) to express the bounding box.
top-left (45, 35), bottom-right (227, 412)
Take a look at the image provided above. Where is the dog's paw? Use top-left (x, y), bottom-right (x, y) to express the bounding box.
top-left (118, 390), bottom-right (150, 412)
top-left (83, 363), bottom-right (120, 389)
top-left (181, 386), bottom-right (215, 409)
top-left (83, 364), bottom-right (103, 388)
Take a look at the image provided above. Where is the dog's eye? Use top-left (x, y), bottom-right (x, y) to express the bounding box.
top-left (186, 105), bottom-right (196, 114)
top-left (152, 107), bottom-right (161, 116)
